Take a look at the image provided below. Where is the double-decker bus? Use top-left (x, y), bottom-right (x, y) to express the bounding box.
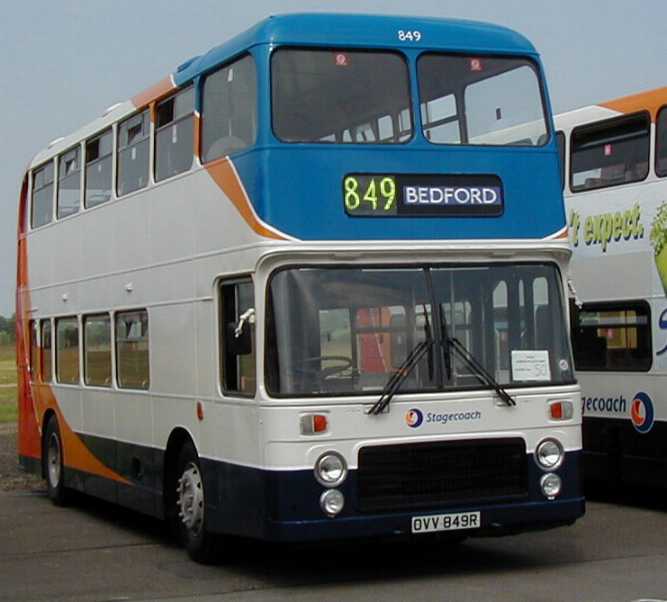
top-left (17, 14), bottom-right (583, 563)
top-left (556, 86), bottom-right (667, 488)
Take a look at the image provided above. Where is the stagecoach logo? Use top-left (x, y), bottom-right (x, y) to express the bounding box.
top-left (631, 392), bottom-right (655, 434)
top-left (406, 408), bottom-right (424, 428)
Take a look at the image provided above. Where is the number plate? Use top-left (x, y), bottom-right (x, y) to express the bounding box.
top-left (411, 511), bottom-right (481, 534)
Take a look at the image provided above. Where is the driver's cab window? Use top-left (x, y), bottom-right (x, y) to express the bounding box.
top-left (220, 278), bottom-right (256, 396)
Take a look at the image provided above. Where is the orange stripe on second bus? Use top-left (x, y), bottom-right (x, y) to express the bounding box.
top-left (131, 75), bottom-right (176, 109)
top-left (205, 158), bottom-right (288, 240)
top-left (601, 86), bottom-right (667, 122)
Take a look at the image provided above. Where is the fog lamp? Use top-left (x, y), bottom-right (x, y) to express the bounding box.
top-left (320, 489), bottom-right (345, 517)
top-left (540, 473), bottom-right (562, 499)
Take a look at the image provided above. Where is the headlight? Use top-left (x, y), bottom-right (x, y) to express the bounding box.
top-left (314, 451), bottom-right (347, 487)
top-left (320, 489), bottom-right (345, 516)
top-left (535, 438), bottom-right (564, 470)
top-left (540, 473), bottom-right (562, 499)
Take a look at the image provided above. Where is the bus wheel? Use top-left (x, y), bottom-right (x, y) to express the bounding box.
top-left (44, 415), bottom-right (67, 506)
top-left (175, 441), bottom-right (216, 563)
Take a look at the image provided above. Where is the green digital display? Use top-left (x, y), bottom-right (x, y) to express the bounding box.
top-left (344, 175), bottom-right (397, 215)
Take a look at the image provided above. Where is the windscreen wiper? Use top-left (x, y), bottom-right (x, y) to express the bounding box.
top-left (367, 305), bottom-right (433, 416)
top-left (438, 306), bottom-right (452, 381)
top-left (447, 337), bottom-right (516, 407)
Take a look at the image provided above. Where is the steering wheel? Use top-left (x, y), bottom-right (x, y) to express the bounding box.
top-left (294, 355), bottom-right (354, 379)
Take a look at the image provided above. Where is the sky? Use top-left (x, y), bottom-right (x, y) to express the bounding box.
top-left (1, 0), bottom-right (666, 316)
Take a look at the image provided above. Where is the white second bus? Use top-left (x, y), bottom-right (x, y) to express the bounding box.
top-left (557, 86), bottom-right (667, 488)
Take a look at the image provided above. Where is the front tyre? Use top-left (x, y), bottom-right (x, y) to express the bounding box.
top-left (44, 415), bottom-right (67, 506)
top-left (176, 441), bottom-right (216, 563)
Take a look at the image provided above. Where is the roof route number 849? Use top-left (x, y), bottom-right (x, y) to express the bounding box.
top-left (398, 30), bottom-right (422, 42)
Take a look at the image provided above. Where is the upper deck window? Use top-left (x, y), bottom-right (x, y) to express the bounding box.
top-left (85, 129), bottom-right (112, 208)
top-left (117, 110), bottom-right (150, 196)
top-left (201, 55), bottom-right (257, 162)
top-left (57, 147), bottom-right (81, 219)
top-left (155, 87), bottom-right (195, 181)
top-left (272, 49), bottom-right (412, 144)
top-left (31, 161), bottom-right (54, 229)
top-left (570, 113), bottom-right (650, 192)
top-left (656, 106), bottom-right (667, 178)
top-left (418, 55), bottom-right (548, 146)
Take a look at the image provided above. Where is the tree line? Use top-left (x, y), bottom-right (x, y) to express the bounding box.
top-left (0, 314), bottom-right (16, 346)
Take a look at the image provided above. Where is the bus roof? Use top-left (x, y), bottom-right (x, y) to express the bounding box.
top-left (30, 13), bottom-right (538, 168)
top-left (556, 85), bottom-right (667, 129)
top-left (175, 13), bottom-right (537, 83)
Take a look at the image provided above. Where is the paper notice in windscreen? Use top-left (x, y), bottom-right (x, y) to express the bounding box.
top-left (511, 350), bottom-right (550, 382)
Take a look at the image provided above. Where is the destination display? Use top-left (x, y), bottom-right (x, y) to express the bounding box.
top-left (343, 174), bottom-right (504, 217)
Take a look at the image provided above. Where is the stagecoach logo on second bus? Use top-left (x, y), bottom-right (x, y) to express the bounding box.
top-left (405, 408), bottom-right (424, 428)
top-left (630, 392), bottom-right (655, 434)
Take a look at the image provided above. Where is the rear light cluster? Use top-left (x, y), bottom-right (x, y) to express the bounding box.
top-left (549, 400), bottom-right (573, 421)
top-left (300, 414), bottom-right (328, 435)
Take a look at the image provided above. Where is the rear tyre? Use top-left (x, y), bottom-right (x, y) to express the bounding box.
top-left (44, 415), bottom-right (68, 506)
top-left (175, 441), bottom-right (217, 564)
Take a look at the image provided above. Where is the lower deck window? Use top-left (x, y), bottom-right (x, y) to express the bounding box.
top-left (115, 310), bottom-right (149, 390)
top-left (571, 301), bottom-right (651, 371)
top-left (85, 315), bottom-right (112, 387)
top-left (56, 317), bottom-right (80, 384)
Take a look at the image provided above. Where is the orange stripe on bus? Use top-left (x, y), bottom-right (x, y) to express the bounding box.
top-left (16, 173), bottom-right (128, 483)
top-left (131, 76), bottom-right (176, 109)
top-left (16, 175), bottom-right (40, 460)
top-left (601, 86), bottom-right (667, 122)
top-left (205, 158), bottom-right (287, 240)
top-left (34, 386), bottom-right (130, 485)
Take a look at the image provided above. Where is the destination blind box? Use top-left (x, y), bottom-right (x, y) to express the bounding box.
top-left (343, 173), bottom-right (504, 217)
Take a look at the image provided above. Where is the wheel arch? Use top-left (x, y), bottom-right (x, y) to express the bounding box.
top-left (163, 426), bottom-right (198, 516)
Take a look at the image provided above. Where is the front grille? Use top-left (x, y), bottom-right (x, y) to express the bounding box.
top-left (357, 438), bottom-right (527, 512)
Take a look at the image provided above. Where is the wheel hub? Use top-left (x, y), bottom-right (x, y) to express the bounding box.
top-left (177, 463), bottom-right (204, 535)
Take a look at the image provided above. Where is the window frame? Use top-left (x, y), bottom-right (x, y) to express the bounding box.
top-left (56, 144), bottom-right (83, 220)
top-left (656, 104), bottom-right (667, 178)
top-left (55, 316), bottom-right (81, 385)
top-left (200, 53), bottom-right (258, 164)
top-left (417, 52), bottom-right (551, 148)
top-left (571, 300), bottom-right (652, 372)
top-left (116, 109), bottom-right (151, 197)
top-left (84, 128), bottom-right (114, 209)
top-left (83, 313), bottom-right (113, 388)
top-left (29, 320), bottom-right (38, 382)
top-left (154, 85), bottom-right (195, 183)
top-left (218, 276), bottom-right (256, 398)
top-left (569, 111), bottom-right (651, 193)
top-left (115, 309), bottom-right (150, 391)
top-left (30, 160), bottom-right (55, 230)
top-left (270, 46), bottom-right (414, 145)
top-left (40, 319), bottom-right (53, 383)
top-left (556, 130), bottom-right (566, 191)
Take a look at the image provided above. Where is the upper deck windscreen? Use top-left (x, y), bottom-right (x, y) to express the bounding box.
top-left (271, 48), bottom-right (413, 144)
top-left (418, 55), bottom-right (548, 146)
